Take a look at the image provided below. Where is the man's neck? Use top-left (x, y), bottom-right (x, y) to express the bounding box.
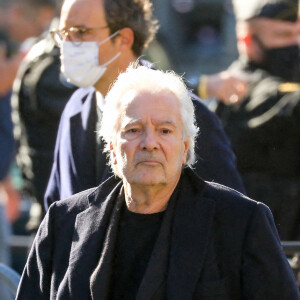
top-left (94, 52), bottom-right (138, 97)
top-left (123, 178), bottom-right (180, 214)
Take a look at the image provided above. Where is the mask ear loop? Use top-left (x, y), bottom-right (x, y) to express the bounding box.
top-left (98, 30), bottom-right (121, 66)
top-left (102, 52), bottom-right (121, 67)
top-left (98, 30), bottom-right (121, 46)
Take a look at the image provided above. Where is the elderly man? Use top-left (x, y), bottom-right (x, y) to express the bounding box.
top-left (16, 66), bottom-right (299, 299)
top-left (44, 0), bottom-right (245, 209)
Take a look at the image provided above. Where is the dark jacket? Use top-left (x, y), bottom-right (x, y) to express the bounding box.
top-left (0, 92), bottom-right (15, 180)
top-left (44, 84), bottom-right (245, 209)
top-left (11, 35), bottom-right (77, 205)
top-left (216, 58), bottom-right (300, 240)
top-left (17, 169), bottom-right (298, 300)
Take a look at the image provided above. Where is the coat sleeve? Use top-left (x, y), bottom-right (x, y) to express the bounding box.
top-left (192, 99), bottom-right (246, 193)
top-left (43, 112), bottom-right (65, 210)
top-left (242, 203), bottom-right (299, 299)
top-left (16, 204), bottom-right (56, 299)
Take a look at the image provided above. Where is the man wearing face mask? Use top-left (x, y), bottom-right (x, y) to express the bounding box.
top-left (44, 0), bottom-right (246, 209)
top-left (216, 0), bottom-right (300, 241)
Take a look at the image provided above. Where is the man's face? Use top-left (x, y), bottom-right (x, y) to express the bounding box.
top-left (247, 18), bottom-right (300, 64)
top-left (7, 4), bottom-right (54, 43)
top-left (112, 90), bottom-right (189, 188)
top-left (246, 18), bottom-right (300, 80)
top-left (59, 0), bottom-right (118, 66)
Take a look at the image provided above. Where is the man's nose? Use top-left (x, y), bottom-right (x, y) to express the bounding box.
top-left (140, 129), bottom-right (159, 150)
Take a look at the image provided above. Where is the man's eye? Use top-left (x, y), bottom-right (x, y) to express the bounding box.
top-left (125, 128), bottom-right (140, 135)
top-left (123, 128), bottom-right (140, 139)
top-left (71, 27), bottom-right (89, 35)
top-left (161, 129), bottom-right (171, 134)
top-left (78, 28), bottom-right (88, 34)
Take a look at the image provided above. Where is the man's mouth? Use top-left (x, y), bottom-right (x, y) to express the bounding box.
top-left (139, 161), bottom-right (160, 165)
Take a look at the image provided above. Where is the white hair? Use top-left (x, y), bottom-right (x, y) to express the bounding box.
top-left (99, 63), bottom-right (199, 176)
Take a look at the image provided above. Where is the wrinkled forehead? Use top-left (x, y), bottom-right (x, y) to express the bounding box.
top-left (119, 88), bottom-right (180, 111)
top-left (116, 88), bottom-right (182, 127)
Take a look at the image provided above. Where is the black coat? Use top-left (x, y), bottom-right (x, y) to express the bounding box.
top-left (16, 169), bottom-right (298, 299)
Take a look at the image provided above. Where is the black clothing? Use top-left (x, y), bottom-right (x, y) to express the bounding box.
top-left (16, 168), bottom-right (299, 299)
top-left (111, 206), bottom-right (165, 300)
top-left (216, 57), bottom-right (300, 240)
top-left (251, 36), bottom-right (300, 82)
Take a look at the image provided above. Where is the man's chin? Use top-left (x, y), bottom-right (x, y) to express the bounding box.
top-left (130, 173), bottom-right (166, 186)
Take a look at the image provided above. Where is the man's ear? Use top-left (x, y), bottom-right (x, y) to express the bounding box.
top-left (117, 27), bottom-right (134, 52)
top-left (110, 142), bottom-right (117, 165)
top-left (182, 140), bottom-right (189, 165)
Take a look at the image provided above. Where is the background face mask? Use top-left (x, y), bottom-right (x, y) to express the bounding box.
top-left (252, 35), bottom-right (300, 81)
top-left (60, 31), bottom-right (120, 88)
top-left (263, 45), bottom-right (300, 82)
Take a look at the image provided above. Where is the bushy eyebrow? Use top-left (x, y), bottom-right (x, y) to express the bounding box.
top-left (122, 118), bottom-right (143, 128)
top-left (154, 120), bottom-right (177, 128)
top-left (122, 118), bottom-right (177, 128)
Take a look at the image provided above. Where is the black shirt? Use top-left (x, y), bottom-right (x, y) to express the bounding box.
top-left (110, 205), bottom-right (165, 299)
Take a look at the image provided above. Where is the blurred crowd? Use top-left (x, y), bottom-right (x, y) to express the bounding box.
top-left (1, 0), bottom-right (300, 297)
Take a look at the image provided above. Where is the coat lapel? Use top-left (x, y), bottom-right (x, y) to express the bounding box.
top-left (67, 178), bottom-right (122, 300)
top-left (70, 91), bottom-right (98, 190)
top-left (89, 189), bottom-right (124, 300)
top-left (167, 170), bottom-right (216, 300)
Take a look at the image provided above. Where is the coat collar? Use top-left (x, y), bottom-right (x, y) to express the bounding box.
top-left (69, 90), bottom-right (99, 189)
top-left (167, 169), bottom-right (215, 299)
top-left (67, 169), bottom-right (215, 300)
top-left (67, 176), bottom-right (122, 299)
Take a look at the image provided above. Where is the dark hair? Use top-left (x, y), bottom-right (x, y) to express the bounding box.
top-left (104, 0), bottom-right (158, 56)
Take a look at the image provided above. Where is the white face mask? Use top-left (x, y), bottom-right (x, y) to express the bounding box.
top-left (60, 31), bottom-right (121, 88)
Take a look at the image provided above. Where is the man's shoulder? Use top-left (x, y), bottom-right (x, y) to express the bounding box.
top-left (48, 176), bottom-right (121, 216)
top-left (189, 91), bottom-right (225, 134)
top-left (49, 187), bottom-right (96, 214)
top-left (189, 91), bottom-right (219, 117)
top-left (182, 169), bottom-right (268, 224)
top-left (202, 180), bottom-right (266, 217)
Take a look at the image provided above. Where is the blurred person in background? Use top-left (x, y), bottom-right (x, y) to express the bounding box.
top-left (0, 0), bottom-right (23, 97)
top-left (44, 0), bottom-right (245, 209)
top-left (0, 1), bottom-right (56, 289)
top-left (0, 0), bottom-right (21, 225)
top-left (215, 0), bottom-right (300, 241)
top-left (151, 0), bottom-right (249, 104)
top-left (0, 86), bottom-right (20, 300)
top-left (6, 0), bottom-right (55, 47)
top-left (0, 0), bottom-right (56, 95)
top-left (11, 0), bottom-right (77, 234)
top-left (0, 4), bottom-right (20, 297)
